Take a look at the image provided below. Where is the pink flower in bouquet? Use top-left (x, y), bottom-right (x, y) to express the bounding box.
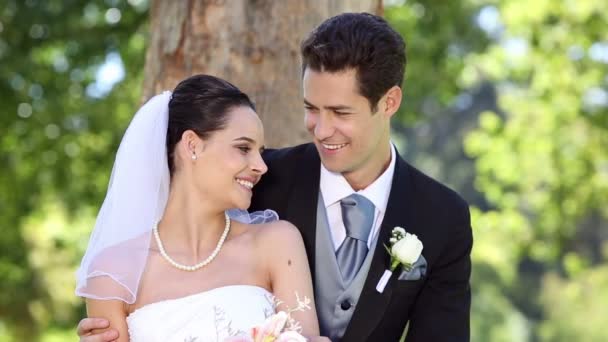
top-left (232, 293), bottom-right (312, 342)
top-left (224, 336), bottom-right (254, 342)
top-left (251, 311), bottom-right (289, 342)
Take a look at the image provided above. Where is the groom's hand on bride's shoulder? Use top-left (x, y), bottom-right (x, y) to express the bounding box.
top-left (77, 318), bottom-right (119, 342)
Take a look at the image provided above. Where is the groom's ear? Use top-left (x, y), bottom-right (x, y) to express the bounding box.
top-left (380, 85), bottom-right (402, 118)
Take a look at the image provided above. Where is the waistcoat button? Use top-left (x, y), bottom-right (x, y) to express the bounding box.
top-left (341, 300), bottom-right (352, 310)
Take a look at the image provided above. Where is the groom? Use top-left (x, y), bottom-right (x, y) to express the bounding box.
top-left (78, 13), bottom-right (471, 342)
top-left (250, 13), bottom-right (471, 341)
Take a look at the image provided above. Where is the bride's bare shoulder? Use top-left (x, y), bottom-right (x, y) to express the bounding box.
top-left (248, 220), bottom-right (304, 247)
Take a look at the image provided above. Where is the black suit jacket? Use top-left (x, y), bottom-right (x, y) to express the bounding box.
top-left (250, 143), bottom-right (472, 342)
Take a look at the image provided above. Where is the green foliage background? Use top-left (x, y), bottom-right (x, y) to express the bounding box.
top-left (1, 0), bottom-right (606, 340)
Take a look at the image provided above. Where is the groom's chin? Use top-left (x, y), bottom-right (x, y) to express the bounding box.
top-left (318, 155), bottom-right (347, 174)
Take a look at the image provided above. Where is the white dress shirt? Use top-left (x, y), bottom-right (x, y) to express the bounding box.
top-left (320, 144), bottom-right (396, 250)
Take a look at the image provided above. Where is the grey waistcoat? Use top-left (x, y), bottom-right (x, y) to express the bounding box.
top-left (314, 193), bottom-right (378, 341)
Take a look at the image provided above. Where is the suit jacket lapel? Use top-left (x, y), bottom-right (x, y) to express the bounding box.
top-left (342, 155), bottom-right (415, 341)
top-left (285, 144), bottom-right (321, 280)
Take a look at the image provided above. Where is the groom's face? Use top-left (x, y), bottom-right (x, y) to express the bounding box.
top-left (303, 68), bottom-right (391, 187)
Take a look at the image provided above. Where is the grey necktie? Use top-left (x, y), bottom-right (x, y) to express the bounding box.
top-left (335, 193), bottom-right (375, 285)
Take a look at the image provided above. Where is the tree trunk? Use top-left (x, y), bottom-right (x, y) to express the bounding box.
top-left (142, 0), bottom-right (382, 147)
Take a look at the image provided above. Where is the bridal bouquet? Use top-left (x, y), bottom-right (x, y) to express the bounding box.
top-left (225, 294), bottom-right (311, 342)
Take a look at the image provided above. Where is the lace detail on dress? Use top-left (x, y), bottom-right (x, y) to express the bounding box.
top-left (213, 305), bottom-right (247, 340)
top-left (127, 285), bottom-right (275, 342)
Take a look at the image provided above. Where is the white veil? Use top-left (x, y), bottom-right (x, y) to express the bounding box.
top-left (76, 91), bottom-right (277, 304)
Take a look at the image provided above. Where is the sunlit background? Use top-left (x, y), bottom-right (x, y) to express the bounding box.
top-left (1, 0), bottom-right (607, 341)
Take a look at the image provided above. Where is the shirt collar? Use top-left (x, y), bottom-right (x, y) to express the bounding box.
top-left (320, 143), bottom-right (396, 213)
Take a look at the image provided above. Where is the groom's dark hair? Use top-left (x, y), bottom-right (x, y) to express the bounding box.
top-left (300, 13), bottom-right (406, 112)
top-left (166, 74), bottom-right (255, 175)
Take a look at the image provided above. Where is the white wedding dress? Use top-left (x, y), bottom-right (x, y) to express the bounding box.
top-left (127, 285), bottom-right (275, 341)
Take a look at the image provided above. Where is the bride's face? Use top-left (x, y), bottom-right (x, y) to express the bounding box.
top-left (188, 106), bottom-right (267, 210)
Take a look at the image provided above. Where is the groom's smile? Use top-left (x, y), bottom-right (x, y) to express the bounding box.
top-left (317, 141), bottom-right (350, 162)
top-left (321, 142), bottom-right (348, 151)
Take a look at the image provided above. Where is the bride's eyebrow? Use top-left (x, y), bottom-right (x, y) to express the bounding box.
top-left (233, 137), bottom-right (255, 143)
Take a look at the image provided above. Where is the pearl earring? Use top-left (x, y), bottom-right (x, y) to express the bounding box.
top-left (191, 153), bottom-right (197, 160)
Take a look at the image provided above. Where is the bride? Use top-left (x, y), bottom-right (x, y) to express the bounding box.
top-left (76, 75), bottom-right (321, 341)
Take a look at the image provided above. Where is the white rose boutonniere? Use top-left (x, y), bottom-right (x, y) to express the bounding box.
top-left (376, 227), bottom-right (423, 293)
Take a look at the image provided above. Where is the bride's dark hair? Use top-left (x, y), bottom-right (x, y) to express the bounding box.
top-left (166, 74), bottom-right (256, 175)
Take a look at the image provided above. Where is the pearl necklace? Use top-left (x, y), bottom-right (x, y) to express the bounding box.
top-left (153, 213), bottom-right (231, 271)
